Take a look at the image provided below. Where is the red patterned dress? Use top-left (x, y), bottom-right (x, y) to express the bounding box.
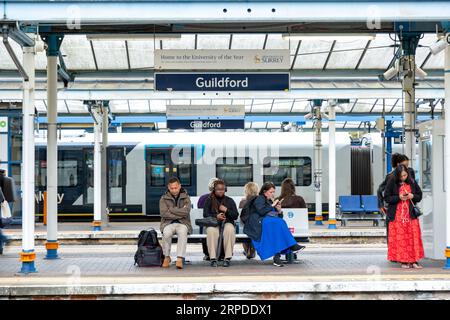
top-left (387, 183), bottom-right (424, 263)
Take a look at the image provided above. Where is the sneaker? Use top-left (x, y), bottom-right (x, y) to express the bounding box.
top-left (203, 255), bottom-right (210, 261)
top-left (176, 257), bottom-right (184, 269)
top-left (290, 244), bottom-right (305, 253)
top-left (273, 254), bottom-right (284, 267)
top-left (162, 256), bottom-right (171, 268)
top-left (223, 258), bottom-right (231, 267)
top-left (210, 259), bottom-right (218, 267)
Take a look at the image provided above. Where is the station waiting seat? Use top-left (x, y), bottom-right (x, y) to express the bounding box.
top-left (338, 195), bottom-right (385, 227)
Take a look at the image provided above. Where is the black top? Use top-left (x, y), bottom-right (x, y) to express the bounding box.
top-left (203, 195), bottom-right (239, 225)
top-left (383, 177), bottom-right (422, 221)
top-left (377, 167), bottom-right (416, 209)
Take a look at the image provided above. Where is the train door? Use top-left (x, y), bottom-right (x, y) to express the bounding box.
top-left (145, 146), bottom-right (196, 215)
top-left (107, 147), bottom-right (126, 211)
top-left (82, 148), bottom-right (94, 209)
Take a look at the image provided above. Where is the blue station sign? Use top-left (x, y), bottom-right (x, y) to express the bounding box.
top-left (167, 119), bottom-right (245, 130)
top-left (155, 72), bottom-right (290, 91)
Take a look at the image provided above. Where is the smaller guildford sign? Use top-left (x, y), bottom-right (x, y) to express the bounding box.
top-left (155, 72), bottom-right (290, 91)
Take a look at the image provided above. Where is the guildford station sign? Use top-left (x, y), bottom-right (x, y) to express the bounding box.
top-left (155, 49), bottom-right (290, 129)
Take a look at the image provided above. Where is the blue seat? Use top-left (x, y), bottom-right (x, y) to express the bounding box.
top-left (338, 195), bottom-right (364, 213)
top-left (361, 195), bottom-right (379, 213)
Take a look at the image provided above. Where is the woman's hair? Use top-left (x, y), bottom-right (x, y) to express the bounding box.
top-left (244, 182), bottom-right (259, 199)
top-left (393, 164), bottom-right (412, 184)
top-left (208, 177), bottom-right (219, 192)
top-left (259, 182), bottom-right (276, 196)
top-left (209, 179), bottom-right (226, 214)
top-left (391, 153), bottom-right (409, 169)
top-left (279, 178), bottom-right (296, 199)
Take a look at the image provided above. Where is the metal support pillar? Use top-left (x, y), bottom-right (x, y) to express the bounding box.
top-left (444, 37), bottom-right (450, 269)
top-left (42, 34), bottom-right (63, 259)
top-left (386, 120), bottom-right (393, 174)
top-left (399, 32), bottom-right (421, 172)
top-left (312, 100), bottom-right (323, 225)
top-left (100, 103), bottom-right (109, 227)
top-left (19, 43), bottom-right (37, 273)
top-left (328, 102), bottom-right (337, 229)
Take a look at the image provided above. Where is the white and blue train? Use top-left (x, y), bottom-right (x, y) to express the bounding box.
top-left (34, 131), bottom-right (388, 220)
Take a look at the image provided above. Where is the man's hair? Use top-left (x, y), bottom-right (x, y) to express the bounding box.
top-left (168, 177), bottom-right (180, 185)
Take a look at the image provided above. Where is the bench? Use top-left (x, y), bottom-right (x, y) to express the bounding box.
top-left (337, 195), bottom-right (385, 227)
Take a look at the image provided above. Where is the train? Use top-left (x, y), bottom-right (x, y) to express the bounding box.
top-left (33, 130), bottom-right (389, 221)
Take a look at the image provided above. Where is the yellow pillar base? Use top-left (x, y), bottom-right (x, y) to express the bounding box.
top-left (19, 251), bottom-right (36, 262)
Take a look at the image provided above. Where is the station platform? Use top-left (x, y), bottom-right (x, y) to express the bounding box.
top-left (1, 243), bottom-right (449, 299)
top-left (3, 221), bottom-right (386, 245)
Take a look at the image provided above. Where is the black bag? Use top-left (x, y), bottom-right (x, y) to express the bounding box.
top-left (240, 196), bottom-right (257, 224)
top-left (195, 216), bottom-right (219, 228)
top-left (410, 199), bottom-right (423, 218)
top-left (134, 228), bottom-right (163, 267)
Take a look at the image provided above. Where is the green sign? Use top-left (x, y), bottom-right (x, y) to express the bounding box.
top-left (0, 117), bottom-right (8, 132)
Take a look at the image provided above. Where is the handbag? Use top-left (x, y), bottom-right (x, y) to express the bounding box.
top-left (1, 201), bottom-right (11, 219)
top-left (195, 216), bottom-right (219, 228)
top-left (410, 199), bottom-right (423, 218)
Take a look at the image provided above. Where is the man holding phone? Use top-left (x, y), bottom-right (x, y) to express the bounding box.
top-left (203, 179), bottom-right (239, 267)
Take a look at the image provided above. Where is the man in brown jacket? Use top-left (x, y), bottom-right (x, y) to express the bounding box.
top-left (159, 177), bottom-right (192, 269)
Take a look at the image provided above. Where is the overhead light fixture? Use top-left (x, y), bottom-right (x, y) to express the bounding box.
top-left (429, 34), bottom-right (449, 55)
top-left (304, 113), bottom-right (313, 120)
top-left (415, 66), bottom-right (428, 79)
top-left (282, 33), bottom-right (376, 41)
top-left (86, 34), bottom-right (182, 41)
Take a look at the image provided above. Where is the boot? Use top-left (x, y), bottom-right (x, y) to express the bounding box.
top-left (162, 256), bottom-right (171, 268)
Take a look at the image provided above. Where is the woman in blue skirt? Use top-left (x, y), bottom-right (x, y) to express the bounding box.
top-left (243, 182), bottom-right (305, 267)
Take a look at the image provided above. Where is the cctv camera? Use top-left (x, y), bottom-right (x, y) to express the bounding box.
top-left (383, 66), bottom-right (398, 80)
top-left (429, 35), bottom-right (449, 55)
top-left (415, 66), bottom-right (428, 79)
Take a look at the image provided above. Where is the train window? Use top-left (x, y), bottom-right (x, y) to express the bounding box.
top-left (216, 157), bottom-right (253, 186)
top-left (421, 140), bottom-right (432, 190)
top-left (109, 150), bottom-right (123, 188)
top-left (149, 153), bottom-right (166, 187)
top-left (263, 157), bottom-right (312, 186)
top-left (35, 159), bottom-right (79, 187)
top-left (176, 164), bottom-right (192, 186)
top-left (58, 160), bottom-right (78, 187)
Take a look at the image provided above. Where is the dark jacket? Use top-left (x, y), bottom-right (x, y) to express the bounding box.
top-left (243, 195), bottom-right (277, 241)
top-left (377, 167), bottom-right (415, 209)
top-left (0, 188), bottom-right (4, 203)
top-left (0, 175), bottom-right (16, 203)
top-left (197, 193), bottom-right (209, 209)
top-left (159, 188), bottom-right (192, 234)
top-left (203, 195), bottom-right (239, 225)
top-left (276, 194), bottom-right (306, 209)
top-left (384, 177), bottom-right (422, 222)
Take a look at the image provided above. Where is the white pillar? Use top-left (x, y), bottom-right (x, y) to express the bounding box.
top-left (19, 45), bottom-right (37, 273)
top-left (328, 105), bottom-right (337, 229)
top-left (444, 41), bottom-right (450, 269)
top-left (93, 108), bottom-right (102, 231)
top-left (45, 55), bottom-right (59, 259)
top-left (403, 55), bottom-right (417, 170)
top-left (314, 114), bottom-right (323, 225)
top-left (101, 107), bottom-right (109, 226)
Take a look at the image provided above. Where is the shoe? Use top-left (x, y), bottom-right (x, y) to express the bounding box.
top-left (203, 255), bottom-right (210, 261)
top-left (210, 259), bottom-right (218, 267)
top-left (401, 263), bottom-right (411, 269)
top-left (176, 257), bottom-right (184, 269)
top-left (162, 256), bottom-right (171, 268)
top-left (223, 259), bottom-right (231, 267)
top-left (273, 254), bottom-right (284, 267)
top-left (290, 243), bottom-right (305, 253)
top-left (411, 263), bottom-right (423, 269)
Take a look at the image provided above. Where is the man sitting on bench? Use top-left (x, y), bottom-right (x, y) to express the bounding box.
top-left (159, 177), bottom-right (192, 269)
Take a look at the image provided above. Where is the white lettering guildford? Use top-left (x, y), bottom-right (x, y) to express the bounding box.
top-left (190, 121), bottom-right (222, 129)
top-left (195, 77), bottom-right (249, 89)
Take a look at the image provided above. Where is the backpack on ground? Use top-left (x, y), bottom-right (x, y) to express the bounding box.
top-left (134, 228), bottom-right (163, 267)
top-left (240, 196), bottom-right (258, 224)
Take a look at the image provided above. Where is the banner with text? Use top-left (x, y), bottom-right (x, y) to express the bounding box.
top-left (155, 72), bottom-right (290, 91)
top-left (166, 105), bottom-right (245, 118)
top-left (155, 49), bottom-right (290, 70)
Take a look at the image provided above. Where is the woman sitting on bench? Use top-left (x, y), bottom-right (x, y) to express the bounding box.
top-left (244, 182), bottom-right (304, 267)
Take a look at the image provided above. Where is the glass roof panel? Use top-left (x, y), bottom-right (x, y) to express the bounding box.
top-left (358, 34), bottom-right (395, 69)
top-left (61, 35), bottom-right (96, 70)
top-left (110, 100), bottom-right (130, 113)
top-left (162, 34), bottom-right (195, 49)
top-left (231, 34), bottom-right (266, 49)
top-left (0, 39), bottom-right (22, 69)
top-left (35, 100), bottom-right (47, 112)
top-left (150, 100), bottom-right (167, 112)
top-left (130, 100), bottom-right (150, 113)
top-left (265, 34), bottom-right (290, 50)
top-left (294, 39), bottom-right (334, 69)
top-left (91, 40), bottom-right (128, 70)
top-left (66, 100), bottom-right (88, 113)
top-left (197, 34), bottom-right (230, 49)
top-left (127, 40), bottom-right (156, 69)
top-left (326, 39), bottom-right (368, 69)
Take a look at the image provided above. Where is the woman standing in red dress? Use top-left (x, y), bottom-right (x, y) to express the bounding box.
top-left (384, 164), bottom-right (424, 269)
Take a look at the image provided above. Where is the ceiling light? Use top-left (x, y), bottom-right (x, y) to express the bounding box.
top-left (282, 33), bottom-right (376, 41)
top-left (86, 34), bottom-right (182, 41)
